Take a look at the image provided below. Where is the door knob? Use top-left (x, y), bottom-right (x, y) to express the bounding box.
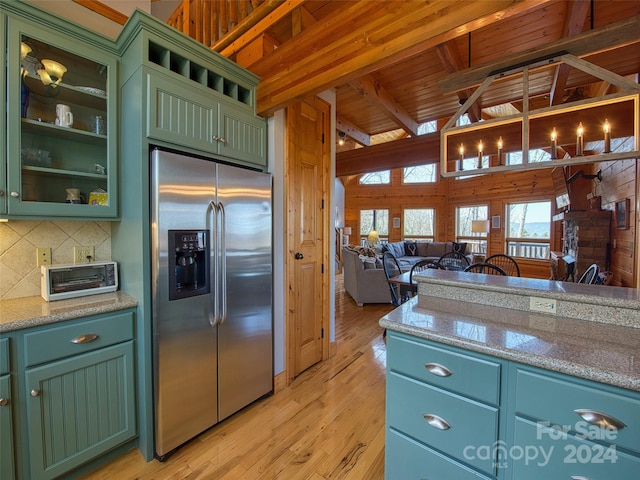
top-left (295, 252), bottom-right (304, 260)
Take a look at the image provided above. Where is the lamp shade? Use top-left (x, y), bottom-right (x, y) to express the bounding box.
top-left (343, 227), bottom-right (352, 236)
top-left (367, 230), bottom-right (379, 243)
top-left (471, 220), bottom-right (490, 234)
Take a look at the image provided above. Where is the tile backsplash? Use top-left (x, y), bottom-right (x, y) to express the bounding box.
top-left (0, 220), bottom-right (111, 300)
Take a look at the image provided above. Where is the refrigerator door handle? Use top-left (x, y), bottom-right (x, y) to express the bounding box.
top-left (218, 202), bottom-right (227, 324)
top-left (208, 200), bottom-right (219, 326)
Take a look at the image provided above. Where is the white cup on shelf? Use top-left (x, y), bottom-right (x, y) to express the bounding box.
top-left (55, 104), bottom-right (73, 127)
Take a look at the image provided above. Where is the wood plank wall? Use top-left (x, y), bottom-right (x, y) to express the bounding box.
top-left (343, 162), bottom-right (637, 285)
top-left (595, 158), bottom-right (637, 287)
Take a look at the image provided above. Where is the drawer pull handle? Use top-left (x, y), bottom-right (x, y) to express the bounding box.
top-left (424, 363), bottom-right (452, 377)
top-left (30, 389), bottom-right (40, 397)
top-left (70, 333), bottom-right (99, 344)
top-left (423, 414), bottom-right (451, 430)
top-left (0, 398), bottom-right (8, 406)
top-left (571, 477), bottom-right (592, 480)
top-left (574, 409), bottom-right (627, 430)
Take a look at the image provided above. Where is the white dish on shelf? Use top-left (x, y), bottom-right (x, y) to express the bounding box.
top-left (77, 86), bottom-right (106, 96)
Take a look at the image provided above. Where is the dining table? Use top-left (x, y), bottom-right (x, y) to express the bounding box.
top-left (387, 271), bottom-right (418, 297)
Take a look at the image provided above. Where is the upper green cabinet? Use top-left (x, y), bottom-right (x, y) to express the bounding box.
top-left (119, 11), bottom-right (267, 170)
top-left (2, 13), bottom-right (119, 219)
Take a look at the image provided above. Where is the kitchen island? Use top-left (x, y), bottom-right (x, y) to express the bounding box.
top-left (381, 270), bottom-right (640, 479)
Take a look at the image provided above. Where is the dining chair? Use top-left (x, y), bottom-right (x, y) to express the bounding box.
top-left (463, 263), bottom-right (507, 275)
top-left (409, 260), bottom-right (445, 284)
top-left (437, 251), bottom-right (471, 271)
top-left (577, 263), bottom-right (600, 284)
top-left (382, 252), bottom-right (408, 306)
top-left (485, 254), bottom-right (521, 277)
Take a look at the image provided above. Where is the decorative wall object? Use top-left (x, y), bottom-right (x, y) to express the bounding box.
top-left (616, 198), bottom-right (630, 230)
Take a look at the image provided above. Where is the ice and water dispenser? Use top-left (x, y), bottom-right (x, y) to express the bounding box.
top-left (168, 230), bottom-right (210, 300)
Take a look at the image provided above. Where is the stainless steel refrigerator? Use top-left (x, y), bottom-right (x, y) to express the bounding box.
top-left (150, 148), bottom-right (273, 459)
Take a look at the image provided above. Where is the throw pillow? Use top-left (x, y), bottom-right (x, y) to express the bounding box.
top-left (404, 241), bottom-right (418, 256)
top-left (452, 241), bottom-right (467, 254)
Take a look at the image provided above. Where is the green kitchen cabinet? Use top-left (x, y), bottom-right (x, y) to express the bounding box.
top-left (385, 330), bottom-right (640, 479)
top-left (8, 310), bottom-right (136, 480)
top-left (1, 3), bottom-right (119, 219)
top-left (0, 12), bottom-right (6, 215)
top-left (147, 72), bottom-right (266, 167)
top-left (0, 338), bottom-right (14, 480)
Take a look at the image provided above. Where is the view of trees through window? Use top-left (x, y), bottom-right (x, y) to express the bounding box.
top-left (507, 201), bottom-right (551, 259)
top-left (456, 206), bottom-right (488, 253)
top-left (359, 171), bottom-right (390, 184)
top-left (403, 165), bottom-right (437, 183)
top-left (360, 209), bottom-right (389, 244)
top-left (404, 209), bottom-right (435, 241)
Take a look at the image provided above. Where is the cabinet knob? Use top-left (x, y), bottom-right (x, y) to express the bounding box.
top-left (424, 362), bottom-right (453, 377)
top-left (0, 190), bottom-right (4, 196)
top-left (10, 191), bottom-right (19, 198)
top-left (574, 409), bottom-right (626, 430)
top-left (219, 137), bottom-right (226, 144)
top-left (30, 389), bottom-right (40, 397)
top-left (212, 135), bottom-right (219, 141)
top-left (423, 413), bottom-right (451, 430)
top-left (0, 397), bottom-right (8, 406)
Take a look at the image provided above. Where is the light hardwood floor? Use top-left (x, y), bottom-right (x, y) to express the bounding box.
top-left (83, 275), bottom-right (395, 479)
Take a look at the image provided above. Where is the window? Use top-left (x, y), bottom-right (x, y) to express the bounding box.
top-left (456, 205), bottom-right (488, 254)
top-left (359, 170), bottom-right (390, 184)
top-left (506, 148), bottom-right (551, 166)
top-left (417, 120), bottom-right (437, 134)
top-left (506, 201), bottom-right (551, 259)
top-left (360, 209), bottom-right (389, 244)
top-left (403, 164), bottom-right (437, 183)
top-left (404, 208), bottom-right (435, 242)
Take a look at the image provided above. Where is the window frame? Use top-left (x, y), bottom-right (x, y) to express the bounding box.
top-left (403, 208), bottom-right (436, 242)
top-left (359, 208), bottom-right (389, 245)
top-left (504, 200), bottom-right (551, 260)
top-left (455, 205), bottom-right (489, 254)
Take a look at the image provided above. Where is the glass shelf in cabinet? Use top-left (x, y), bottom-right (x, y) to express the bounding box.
top-left (21, 75), bottom-right (107, 111)
top-left (22, 165), bottom-right (108, 179)
top-left (22, 118), bottom-right (107, 142)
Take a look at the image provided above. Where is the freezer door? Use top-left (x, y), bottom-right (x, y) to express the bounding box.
top-left (151, 149), bottom-right (218, 457)
top-left (216, 163), bottom-right (273, 420)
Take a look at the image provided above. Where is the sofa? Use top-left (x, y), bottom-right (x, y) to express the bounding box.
top-left (381, 241), bottom-right (474, 270)
top-left (342, 247), bottom-right (392, 306)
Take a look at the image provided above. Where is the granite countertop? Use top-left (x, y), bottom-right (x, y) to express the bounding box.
top-left (380, 271), bottom-right (640, 392)
top-left (0, 292), bottom-right (138, 333)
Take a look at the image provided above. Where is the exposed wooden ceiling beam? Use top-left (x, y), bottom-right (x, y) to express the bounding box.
top-left (336, 116), bottom-right (370, 147)
top-left (435, 41), bottom-right (482, 122)
top-left (71, 0), bottom-right (127, 25)
top-left (549, 0), bottom-right (591, 106)
top-left (251, 0), bottom-right (550, 116)
top-left (440, 14), bottom-right (640, 94)
top-left (337, 132), bottom-right (439, 177)
top-left (348, 75), bottom-right (418, 136)
top-left (216, 0), bottom-right (304, 57)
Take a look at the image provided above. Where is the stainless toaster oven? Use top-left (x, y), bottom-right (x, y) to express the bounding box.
top-left (41, 261), bottom-right (118, 301)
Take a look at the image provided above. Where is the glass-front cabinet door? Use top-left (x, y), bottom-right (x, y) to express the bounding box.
top-left (5, 18), bottom-right (117, 218)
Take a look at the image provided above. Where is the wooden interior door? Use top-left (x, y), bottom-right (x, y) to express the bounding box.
top-left (286, 96), bottom-right (330, 379)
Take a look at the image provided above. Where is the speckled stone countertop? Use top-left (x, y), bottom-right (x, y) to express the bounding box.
top-left (379, 270), bottom-right (640, 392)
top-left (0, 292), bottom-right (138, 333)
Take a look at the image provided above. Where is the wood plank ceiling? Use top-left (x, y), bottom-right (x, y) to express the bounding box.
top-left (157, 1), bottom-right (640, 176)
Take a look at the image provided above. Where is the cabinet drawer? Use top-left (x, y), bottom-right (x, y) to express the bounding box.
top-left (511, 417), bottom-right (640, 479)
top-left (0, 338), bottom-right (8, 375)
top-left (388, 332), bottom-right (501, 405)
top-left (515, 368), bottom-right (640, 455)
top-left (24, 311), bottom-right (134, 367)
top-left (387, 371), bottom-right (499, 475)
top-left (386, 429), bottom-right (492, 480)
